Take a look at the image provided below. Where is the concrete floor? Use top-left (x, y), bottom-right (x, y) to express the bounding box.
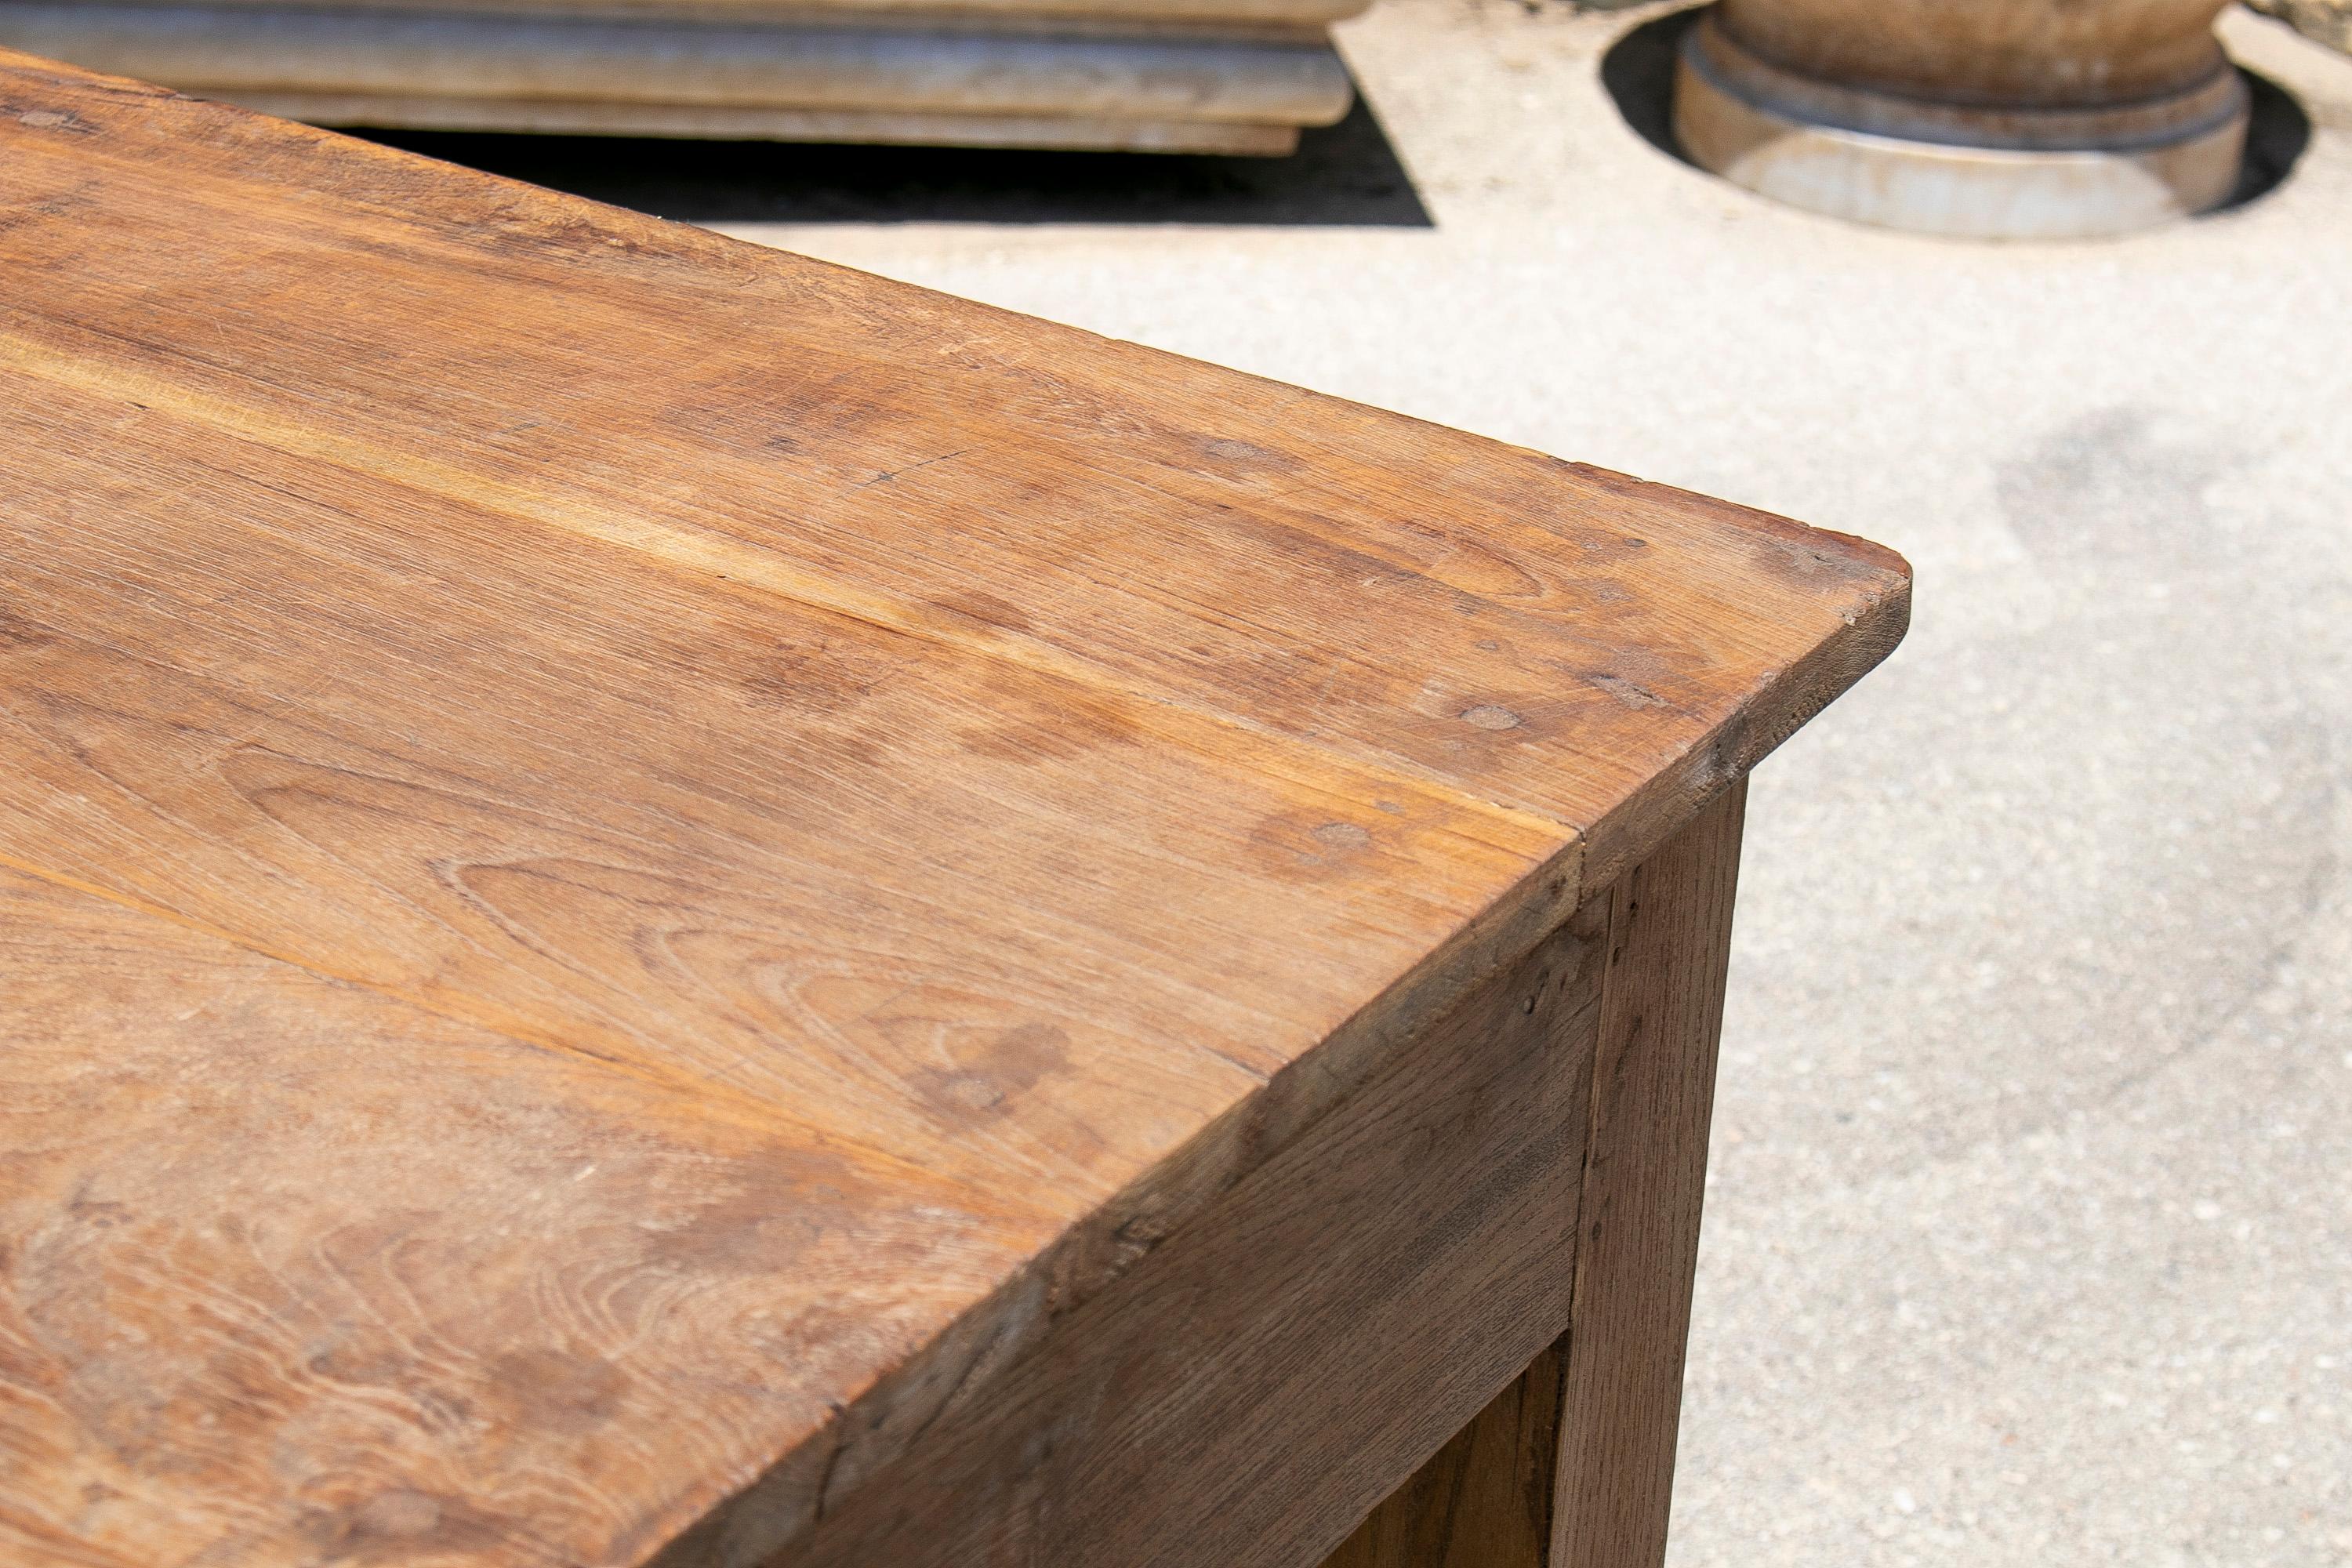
top-left (692, 7), bottom-right (2352, 1563)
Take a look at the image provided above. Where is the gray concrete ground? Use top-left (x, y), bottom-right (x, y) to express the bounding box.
top-left (700, 7), bottom-right (2352, 1561)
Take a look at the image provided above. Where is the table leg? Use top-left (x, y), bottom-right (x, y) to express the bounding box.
top-left (1318, 779), bottom-right (1745, 1568)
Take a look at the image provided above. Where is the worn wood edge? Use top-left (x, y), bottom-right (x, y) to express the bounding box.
top-left (1566, 527), bottom-right (1907, 897)
top-left (225, 94), bottom-right (1311, 153)
top-left (628, 828), bottom-right (1588, 1565)
top-left (1555, 463), bottom-right (1913, 586)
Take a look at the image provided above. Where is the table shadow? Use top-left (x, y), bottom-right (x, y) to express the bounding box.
top-left (351, 93), bottom-right (1432, 227)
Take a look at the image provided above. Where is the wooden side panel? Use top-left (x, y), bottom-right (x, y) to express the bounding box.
top-left (1552, 779), bottom-right (1745, 1568)
top-left (1312, 781), bottom-right (1744, 1568)
top-left (703, 912), bottom-right (1609, 1568)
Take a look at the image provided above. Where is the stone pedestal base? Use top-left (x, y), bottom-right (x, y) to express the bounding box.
top-left (1673, 7), bottom-right (2249, 239)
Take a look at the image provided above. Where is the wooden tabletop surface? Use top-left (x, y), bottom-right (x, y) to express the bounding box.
top-left (0, 50), bottom-right (1908, 1568)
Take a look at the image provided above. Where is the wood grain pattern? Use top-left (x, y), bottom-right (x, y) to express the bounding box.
top-left (0, 866), bottom-right (1040, 1568)
top-left (0, 51), bottom-right (1900, 1568)
top-left (1552, 779), bottom-right (1747, 1568)
top-left (0, 52), bottom-right (1908, 893)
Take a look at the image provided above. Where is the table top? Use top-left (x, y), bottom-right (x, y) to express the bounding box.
top-left (0, 49), bottom-right (1907, 1568)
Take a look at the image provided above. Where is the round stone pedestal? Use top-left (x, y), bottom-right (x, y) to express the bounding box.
top-left (1672, 2), bottom-right (2249, 240)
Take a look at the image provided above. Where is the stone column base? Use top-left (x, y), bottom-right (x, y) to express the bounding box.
top-left (1672, 6), bottom-right (2249, 240)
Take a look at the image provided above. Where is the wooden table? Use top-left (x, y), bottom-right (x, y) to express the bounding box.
top-left (0, 49), bottom-right (1909, 1568)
